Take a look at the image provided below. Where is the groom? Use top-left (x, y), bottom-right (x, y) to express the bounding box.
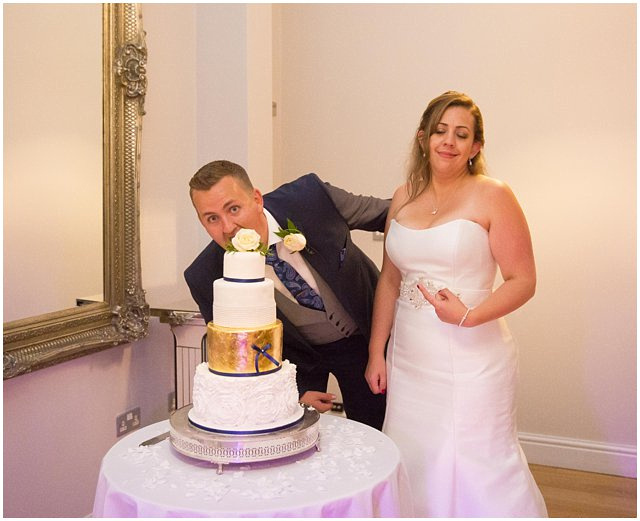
top-left (185, 160), bottom-right (388, 430)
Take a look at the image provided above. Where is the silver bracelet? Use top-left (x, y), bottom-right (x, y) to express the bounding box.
top-left (458, 307), bottom-right (471, 327)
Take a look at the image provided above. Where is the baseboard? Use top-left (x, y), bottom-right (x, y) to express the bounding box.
top-left (519, 432), bottom-right (637, 478)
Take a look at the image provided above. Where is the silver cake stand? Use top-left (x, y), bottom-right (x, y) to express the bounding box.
top-left (169, 405), bottom-right (321, 474)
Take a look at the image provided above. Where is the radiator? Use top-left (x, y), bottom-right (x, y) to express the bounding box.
top-left (172, 317), bottom-right (207, 409)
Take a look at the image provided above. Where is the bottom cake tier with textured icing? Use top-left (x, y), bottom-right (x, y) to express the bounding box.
top-left (188, 360), bottom-right (305, 434)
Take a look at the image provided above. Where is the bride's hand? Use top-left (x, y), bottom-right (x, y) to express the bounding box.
top-left (365, 355), bottom-right (387, 395)
top-left (418, 285), bottom-right (468, 326)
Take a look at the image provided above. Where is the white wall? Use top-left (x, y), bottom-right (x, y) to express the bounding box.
top-left (141, 4), bottom-right (274, 310)
top-left (138, 4), bottom-right (200, 309)
top-left (276, 4), bottom-right (636, 475)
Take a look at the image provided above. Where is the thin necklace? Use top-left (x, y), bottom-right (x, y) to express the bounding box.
top-left (430, 175), bottom-right (466, 215)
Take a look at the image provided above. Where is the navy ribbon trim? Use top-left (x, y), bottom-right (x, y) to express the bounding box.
top-left (188, 413), bottom-right (304, 435)
top-left (208, 366), bottom-right (281, 377)
top-left (252, 343), bottom-right (281, 373)
top-left (223, 277), bottom-right (265, 283)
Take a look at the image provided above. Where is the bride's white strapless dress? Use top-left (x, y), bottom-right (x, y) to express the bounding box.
top-left (384, 219), bottom-right (547, 517)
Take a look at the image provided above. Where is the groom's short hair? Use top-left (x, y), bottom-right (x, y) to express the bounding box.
top-left (189, 160), bottom-right (254, 200)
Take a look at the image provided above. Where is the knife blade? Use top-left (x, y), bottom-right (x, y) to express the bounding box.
top-left (139, 431), bottom-right (170, 447)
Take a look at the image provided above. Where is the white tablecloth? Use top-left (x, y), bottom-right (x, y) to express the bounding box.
top-left (92, 414), bottom-right (414, 517)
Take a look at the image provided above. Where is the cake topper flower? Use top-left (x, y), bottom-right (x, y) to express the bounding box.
top-left (226, 228), bottom-right (269, 255)
top-left (275, 219), bottom-right (307, 253)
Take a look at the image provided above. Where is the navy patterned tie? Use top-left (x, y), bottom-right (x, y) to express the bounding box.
top-left (266, 246), bottom-right (325, 311)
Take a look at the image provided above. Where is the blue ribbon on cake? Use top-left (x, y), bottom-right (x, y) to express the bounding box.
top-left (251, 343), bottom-right (281, 373)
top-left (223, 277), bottom-right (265, 283)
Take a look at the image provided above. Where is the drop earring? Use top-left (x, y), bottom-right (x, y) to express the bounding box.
top-left (468, 157), bottom-right (473, 167)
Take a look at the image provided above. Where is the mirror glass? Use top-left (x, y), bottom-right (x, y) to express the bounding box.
top-left (4, 4), bottom-right (102, 322)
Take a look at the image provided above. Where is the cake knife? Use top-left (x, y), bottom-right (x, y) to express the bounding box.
top-left (139, 431), bottom-right (170, 446)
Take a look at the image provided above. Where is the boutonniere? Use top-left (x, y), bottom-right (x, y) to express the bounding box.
top-left (225, 228), bottom-right (269, 255)
top-left (275, 218), bottom-right (307, 253)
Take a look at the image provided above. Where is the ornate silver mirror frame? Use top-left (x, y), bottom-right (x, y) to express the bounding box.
top-left (3, 4), bottom-right (149, 379)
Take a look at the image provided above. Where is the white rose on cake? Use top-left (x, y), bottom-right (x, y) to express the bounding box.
top-left (282, 233), bottom-right (306, 253)
top-left (231, 229), bottom-right (261, 252)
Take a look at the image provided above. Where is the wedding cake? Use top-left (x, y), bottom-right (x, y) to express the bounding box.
top-left (188, 230), bottom-right (305, 434)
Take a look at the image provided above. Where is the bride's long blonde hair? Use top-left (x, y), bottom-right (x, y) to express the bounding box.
top-left (405, 91), bottom-right (487, 204)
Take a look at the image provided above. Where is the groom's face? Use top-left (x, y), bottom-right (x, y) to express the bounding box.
top-left (191, 175), bottom-right (267, 248)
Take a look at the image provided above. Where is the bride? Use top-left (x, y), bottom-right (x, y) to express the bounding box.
top-left (365, 91), bottom-right (548, 517)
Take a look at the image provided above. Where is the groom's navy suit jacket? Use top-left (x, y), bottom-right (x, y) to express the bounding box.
top-left (184, 174), bottom-right (389, 395)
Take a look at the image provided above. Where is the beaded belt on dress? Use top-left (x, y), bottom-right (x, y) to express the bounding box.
top-left (398, 278), bottom-right (447, 309)
top-left (398, 278), bottom-right (489, 309)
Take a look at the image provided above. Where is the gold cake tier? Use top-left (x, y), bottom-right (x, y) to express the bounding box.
top-left (207, 320), bottom-right (283, 375)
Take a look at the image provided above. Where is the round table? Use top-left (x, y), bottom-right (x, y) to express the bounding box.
top-left (92, 414), bottom-right (414, 517)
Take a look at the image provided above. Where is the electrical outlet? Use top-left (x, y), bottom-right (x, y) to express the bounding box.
top-left (168, 391), bottom-right (176, 413)
top-left (116, 407), bottom-right (141, 437)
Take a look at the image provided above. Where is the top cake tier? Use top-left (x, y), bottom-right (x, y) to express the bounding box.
top-left (223, 251), bottom-right (265, 280)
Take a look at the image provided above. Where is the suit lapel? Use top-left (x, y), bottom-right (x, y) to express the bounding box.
top-left (264, 201), bottom-right (331, 279)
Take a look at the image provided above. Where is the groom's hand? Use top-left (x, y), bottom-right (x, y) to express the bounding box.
top-left (299, 391), bottom-right (336, 413)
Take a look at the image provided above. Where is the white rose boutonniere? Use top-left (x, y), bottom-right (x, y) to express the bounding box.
top-left (283, 233), bottom-right (306, 253)
top-left (226, 228), bottom-right (269, 254)
top-left (275, 219), bottom-right (307, 253)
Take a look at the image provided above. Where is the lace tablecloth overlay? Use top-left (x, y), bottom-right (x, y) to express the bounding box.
top-left (92, 414), bottom-right (413, 517)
